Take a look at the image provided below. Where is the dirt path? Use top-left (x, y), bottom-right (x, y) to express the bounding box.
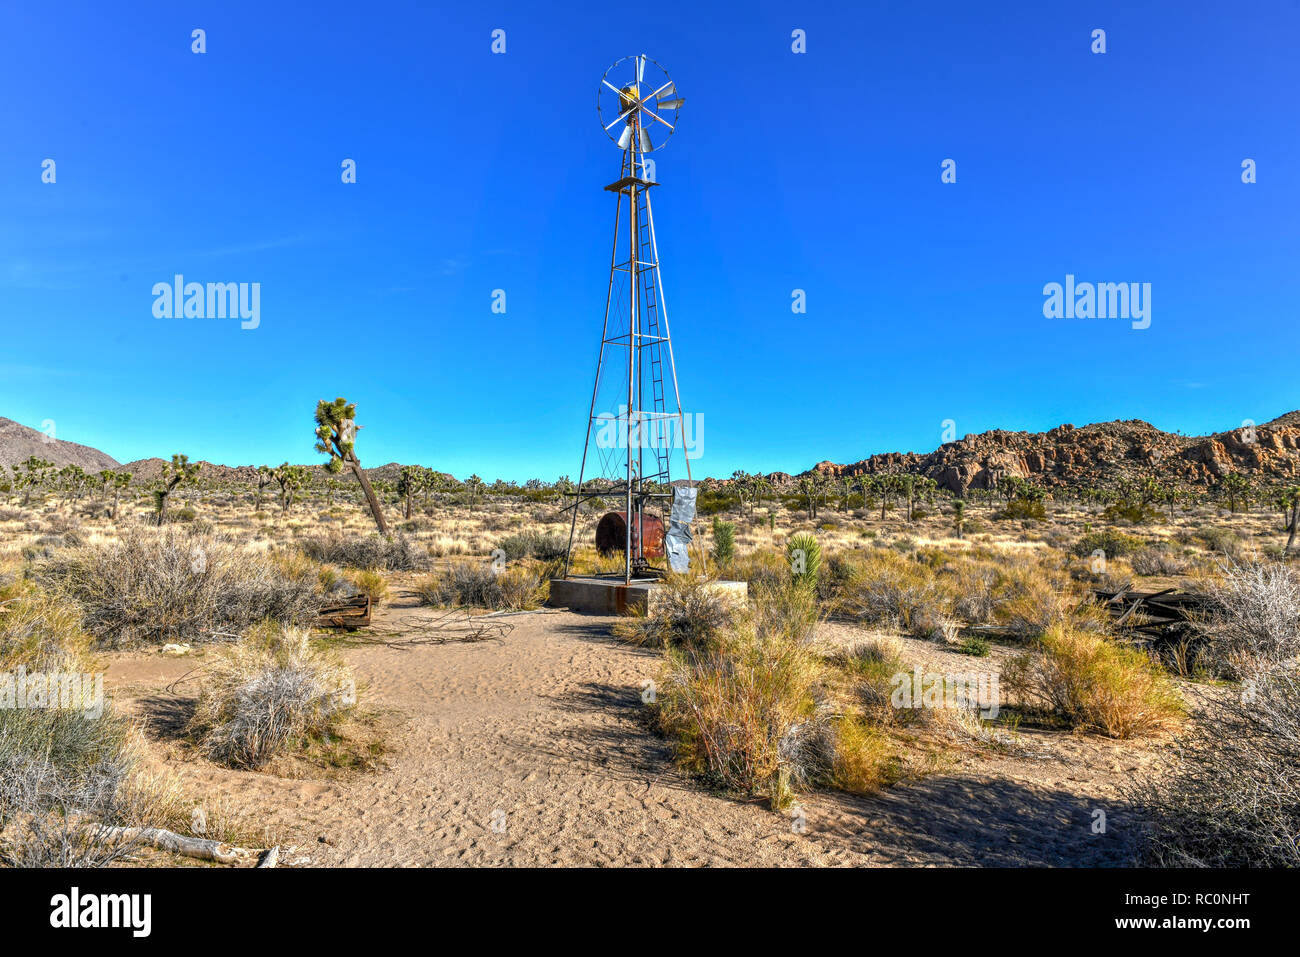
top-left (105, 603), bottom-right (1155, 867)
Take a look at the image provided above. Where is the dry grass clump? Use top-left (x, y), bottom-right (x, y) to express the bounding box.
top-left (300, 533), bottom-right (426, 571)
top-left (729, 547), bottom-right (794, 593)
top-left (1130, 545), bottom-right (1189, 577)
top-left (832, 549), bottom-right (947, 635)
top-left (35, 528), bottom-right (321, 648)
top-left (495, 529), bottom-right (567, 562)
top-left (612, 574), bottom-right (735, 650)
top-left (188, 623), bottom-right (356, 770)
top-left (1200, 559), bottom-right (1300, 678)
top-left (414, 561), bottom-right (545, 611)
top-left (347, 568), bottom-right (389, 605)
top-left (1003, 622), bottom-right (1183, 738)
top-left (827, 636), bottom-right (904, 719)
top-left (654, 582), bottom-right (894, 808)
top-left (0, 580), bottom-right (158, 865)
top-left (0, 585), bottom-right (92, 672)
top-left (1129, 670), bottom-right (1300, 866)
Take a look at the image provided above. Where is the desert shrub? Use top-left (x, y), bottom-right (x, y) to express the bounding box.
top-left (711, 518), bottom-right (736, 565)
top-left (1074, 530), bottom-right (1144, 559)
top-left (348, 569), bottom-right (389, 605)
top-left (612, 574), bottom-right (734, 651)
top-left (987, 556), bottom-right (1106, 639)
top-left (942, 560), bottom-right (999, 624)
top-left (999, 498), bottom-right (1046, 522)
top-left (831, 713), bottom-right (899, 794)
top-left (1102, 502), bottom-right (1159, 524)
top-left (1129, 546), bottom-right (1188, 576)
top-left (655, 581), bottom-right (898, 808)
top-left (833, 550), bottom-right (945, 632)
top-left (0, 586), bottom-right (92, 672)
top-left (1130, 670), bottom-right (1300, 866)
top-left (1200, 559), bottom-right (1300, 677)
top-left (495, 529), bottom-right (567, 562)
top-left (414, 561), bottom-right (544, 611)
top-left (36, 528), bottom-right (321, 648)
top-left (655, 590), bottom-right (833, 808)
top-left (188, 623), bottom-right (355, 770)
top-left (0, 639), bottom-right (140, 866)
top-left (730, 547), bottom-right (792, 593)
top-left (1003, 622), bottom-right (1183, 738)
top-left (828, 636), bottom-right (903, 720)
top-left (957, 635), bottom-right (991, 657)
top-left (299, 533), bottom-right (426, 571)
top-left (1198, 527), bottom-right (1244, 559)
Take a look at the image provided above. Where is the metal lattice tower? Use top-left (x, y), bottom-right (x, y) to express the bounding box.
top-left (563, 55), bottom-right (692, 585)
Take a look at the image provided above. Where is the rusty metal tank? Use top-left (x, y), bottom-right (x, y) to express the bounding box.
top-left (595, 511), bottom-right (665, 558)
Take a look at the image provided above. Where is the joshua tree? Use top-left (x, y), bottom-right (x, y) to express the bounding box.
top-left (874, 473), bottom-right (903, 521)
top-left (16, 456), bottom-right (53, 506)
top-left (325, 477), bottom-right (343, 506)
top-left (155, 454), bottom-right (200, 525)
top-left (1275, 485), bottom-right (1300, 553)
top-left (254, 465), bottom-right (275, 511)
top-left (273, 463), bottom-right (309, 514)
top-left (101, 470), bottom-right (132, 520)
top-left (953, 498), bottom-right (966, 540)
top-left (398, 465), bottom-right (423, 520)
top-left (314, 397), bottom-right (388, 535)
top-left (797, 476), bottom-right (818, 520)
top-left (1161, 481), bottom-right (1183, 522)
top-left (1215, 472), bottom-right (1252, 514)
top-left (464, 474), bottom-right (484, 509)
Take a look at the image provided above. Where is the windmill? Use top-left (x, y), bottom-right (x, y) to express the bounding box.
top-left (561, 54), bottom-right (694, 586)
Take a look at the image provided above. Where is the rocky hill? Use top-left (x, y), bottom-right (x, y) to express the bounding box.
top-left (795, 413), bottom-right (1300, 493)
top-left (0, 417), bottom-right (120, 472)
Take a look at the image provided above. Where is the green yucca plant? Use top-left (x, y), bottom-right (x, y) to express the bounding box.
top-left (712, 517), bottom-right (736, 566)
top-left (785, 532), bottom-right (821, 590)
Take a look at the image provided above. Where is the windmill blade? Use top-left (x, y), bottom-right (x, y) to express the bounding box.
top-left (639, 126), bottom-right (652, 152)
top-left (640, 104), bottom-right (675, 130)
top-left (617, 125), bottom-right (633, 150)
top-left (655, 82), bottom-right (675, 99)
top-left (604, 104), bottom-right (636, 131)
top-left (637, 55), bottom-right (645, 83)
top-left (656, 97), bottom-right (684, 110)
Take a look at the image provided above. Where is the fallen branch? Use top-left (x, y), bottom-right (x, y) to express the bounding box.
top-left (94, 825), bottom-right (270, 866)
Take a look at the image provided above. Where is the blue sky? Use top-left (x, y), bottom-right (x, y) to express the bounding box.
top-left (2, 1), bottom-right (1297, 481)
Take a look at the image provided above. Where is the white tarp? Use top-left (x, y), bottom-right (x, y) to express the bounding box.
top-left (665, 487), bottom-right (696, 572)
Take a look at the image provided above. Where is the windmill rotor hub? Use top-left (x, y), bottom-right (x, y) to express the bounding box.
top-left (598, 54), bottom-right (683, 153)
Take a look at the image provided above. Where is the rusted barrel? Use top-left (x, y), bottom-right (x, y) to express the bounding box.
top-left (595, 511), bottom-right (665, 558)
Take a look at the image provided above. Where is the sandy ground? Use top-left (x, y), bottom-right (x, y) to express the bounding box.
top-left (100, 591), bottom-right (1163, 868)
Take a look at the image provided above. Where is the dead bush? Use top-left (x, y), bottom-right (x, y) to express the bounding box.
top-left (300, 533), bottom-right (426, 571)
top-left (1201, 559), bottom-right (1300, 677)
top-left (35, 528), bottom-right (320, 648)
top-left (414, 561), bottom-right (545, 611)
top-left (1129, 670), bottom-right (1300, 866)
top-left (188, 623), bottom-right (356, 770)
top-left (612, 574), bottom-right (735, 650)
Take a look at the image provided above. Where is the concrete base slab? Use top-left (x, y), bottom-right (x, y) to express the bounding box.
top-left (548, 576), bottom-right (748, 616)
